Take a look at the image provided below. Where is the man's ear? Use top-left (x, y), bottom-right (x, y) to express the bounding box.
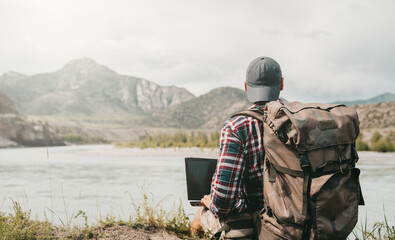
top-left (280, 78), bottom-right (284, 91)
top-left (244, 81), bottom-right (247, 92)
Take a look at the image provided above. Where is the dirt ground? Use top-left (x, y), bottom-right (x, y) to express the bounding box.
top-left (54, 225), bottom-right (182, 240)
top-left (94, 226), bottom-right (181, 240)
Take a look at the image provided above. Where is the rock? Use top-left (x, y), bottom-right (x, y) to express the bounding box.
top-left (0, 114), bottom-right (64, 147)
top-left (0, 89), bottom-right (64, 147)
top-left (0, 136), bottom-right (18, 148)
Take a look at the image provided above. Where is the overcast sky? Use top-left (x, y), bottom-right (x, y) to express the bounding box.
top-left (0, 0), bottom-right (394, 102)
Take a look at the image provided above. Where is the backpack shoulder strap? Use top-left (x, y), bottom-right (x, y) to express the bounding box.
top-left (231, 109), bottom-right (264, 122)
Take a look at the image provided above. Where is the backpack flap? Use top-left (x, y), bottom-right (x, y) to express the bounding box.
top-left (264, 101), bottom-right (360, 152)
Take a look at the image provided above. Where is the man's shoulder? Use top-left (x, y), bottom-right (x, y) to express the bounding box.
top-left (223, 105), bottom-right (265, 132)
top-left (224, 114), bottom-right (250, 130)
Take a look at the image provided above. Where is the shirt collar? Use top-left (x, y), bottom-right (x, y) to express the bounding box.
top-left (249, 103), bottom-right (266, 110)
top-left (248, 98), bottom-right (284, 110)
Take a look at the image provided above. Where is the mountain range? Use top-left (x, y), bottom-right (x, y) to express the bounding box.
top-left (333, 92), bottom-right (395, 106)
top-left (0, 58), bottom-right (194, 115)
top-left (0, 58), bottom-right (394, 145)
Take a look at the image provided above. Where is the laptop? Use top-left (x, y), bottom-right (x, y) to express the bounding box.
top-left (185, 157), bottom-right (217, 206)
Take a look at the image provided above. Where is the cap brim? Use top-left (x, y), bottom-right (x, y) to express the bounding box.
top-left (246, 83), bottom-right (281, 102)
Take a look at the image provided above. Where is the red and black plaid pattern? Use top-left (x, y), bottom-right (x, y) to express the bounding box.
top-left (210, 104), bottom-right (265, 219)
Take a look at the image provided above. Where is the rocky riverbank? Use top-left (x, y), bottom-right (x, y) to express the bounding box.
top-left (0, 113), bottom-right (64, 147)
top-left (0, 90), bottom-right (64, 147)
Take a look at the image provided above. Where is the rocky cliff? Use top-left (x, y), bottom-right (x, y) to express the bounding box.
top-left (0, 90), bottom-right (64, 147)
top-left (0, 114), bottom-right (64, 147)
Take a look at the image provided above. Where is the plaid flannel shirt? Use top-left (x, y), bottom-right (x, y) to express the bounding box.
top-left (210, 104), bottom-right (265, 219)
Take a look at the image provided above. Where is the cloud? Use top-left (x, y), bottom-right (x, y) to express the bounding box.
top-left (296, 30), bottom-right (331, 40)
top-left (0, 0), bottom-right (394, 102)
top-left (262, 29), bottom-right (282, 36)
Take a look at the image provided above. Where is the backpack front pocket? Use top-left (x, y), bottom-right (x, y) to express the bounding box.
top-left (310, 168), bottom-right (361, 240)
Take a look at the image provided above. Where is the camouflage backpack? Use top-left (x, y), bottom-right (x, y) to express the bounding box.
top-left (235, 101), bottom-right (364, 240)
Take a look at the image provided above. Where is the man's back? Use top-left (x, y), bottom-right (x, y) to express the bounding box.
top-left (210, 104), bottom-right (266, 218)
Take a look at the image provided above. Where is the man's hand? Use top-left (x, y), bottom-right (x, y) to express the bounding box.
top-left (201, 195), bottom-right (211, 209)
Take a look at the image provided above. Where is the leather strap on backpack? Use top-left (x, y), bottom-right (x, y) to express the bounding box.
top-left (210, 212), bottom-right (258, 240)
top-left (299, 153), bottom-right (312, 240)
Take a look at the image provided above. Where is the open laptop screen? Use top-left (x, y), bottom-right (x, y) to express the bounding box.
top-left (185, 157), bottom-right (217, 205)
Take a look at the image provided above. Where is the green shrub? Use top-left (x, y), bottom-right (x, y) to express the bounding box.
top-left (371, 139), bottom-right (394, 152)
top-left (354, 131), bottom-right (395, 152)
top-left (63, 132), bottom-right (85, 143)
top-left (371, 131), bottom-right (382, 144)
top-left (369, 131), bottom-right (394, 152)
top-left (356, 135), bottom-right (370, 151)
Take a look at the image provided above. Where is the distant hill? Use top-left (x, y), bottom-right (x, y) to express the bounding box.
top-left (332, 92), bottom-right (395, 106)
top-left (352, 102), bottom-right (395, 129)
top-left (144, 87), bottom-right (250, 129)
top-left (144, 89), bottom-right (395, 131)
top-left (0, 58), bottom-right (195, 115)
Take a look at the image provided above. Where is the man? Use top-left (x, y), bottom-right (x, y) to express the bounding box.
top-left (190, 56), bottom-right (284, 238)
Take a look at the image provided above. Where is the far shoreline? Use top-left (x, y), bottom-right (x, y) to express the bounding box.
top-left (79, 144), bottom-right (219, 158)
top-left (1, 144), bottom-right (394, 160)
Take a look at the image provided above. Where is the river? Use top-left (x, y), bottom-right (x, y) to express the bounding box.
top-left (0, 145), bottom-right (394, 228)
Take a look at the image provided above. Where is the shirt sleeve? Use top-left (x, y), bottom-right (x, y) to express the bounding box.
top-left (210, 121), bottom-right (246, 218)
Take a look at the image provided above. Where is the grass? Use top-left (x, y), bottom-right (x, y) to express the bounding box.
top-left (1, 192), bottom-right (393, 240)
top-left (352, 210), bottom-right (395, 240)
top-left (117, 131), bottom-right (220, 149)
top-left (126, 185), bottom-right (195, 239)
top-left (0, 201), bottom-right (54, 240)
top-left (0, 188), bottom-right (204, 240)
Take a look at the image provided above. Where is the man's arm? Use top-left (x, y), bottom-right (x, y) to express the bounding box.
top-left (209, 123), bottom-right (246, 218)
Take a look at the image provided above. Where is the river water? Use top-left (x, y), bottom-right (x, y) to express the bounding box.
top-left (0, 145), bottom-right (394, 228)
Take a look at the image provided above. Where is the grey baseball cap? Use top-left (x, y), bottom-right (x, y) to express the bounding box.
top-left (246, 56), bottom-right (282, 102)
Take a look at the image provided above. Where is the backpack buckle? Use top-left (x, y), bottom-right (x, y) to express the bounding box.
top-left (299, 154), bottom-right (310, 170)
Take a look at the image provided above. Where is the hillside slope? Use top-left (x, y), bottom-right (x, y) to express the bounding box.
top-left (352, 102), bottom-right (395, 129)
top-left (0, 58), bottom-right (195, 115)
top-left (144, 87), bottom-right (250, 129)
